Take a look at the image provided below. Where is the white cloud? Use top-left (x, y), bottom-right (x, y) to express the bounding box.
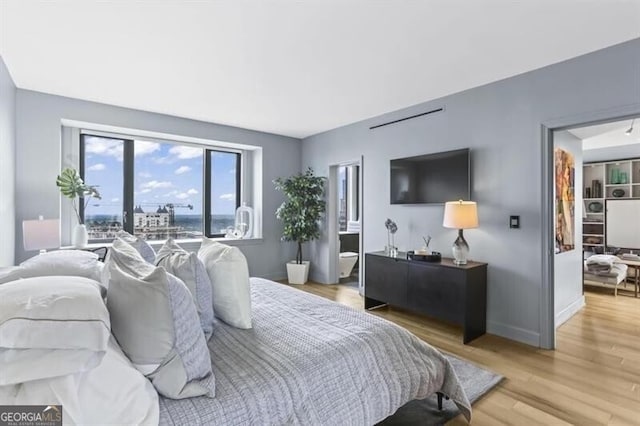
top-left (87, 163), bottom-right (106, 171)
top-left (169, 145), bottom-right (202, 159)
top-left (138, 171), bottom-right (152, 178)
top-left (175, 165), bottom-right (191, 175)
top-left (173, 188), bottom-right (199, 200)
top-left (84, 138), bottom-right (122, 160)
top-left (111, 197), bottom-right (120, 202)
top-left (140, 180), bottom-right (173, 192)
top-left (134, 141), bottom-right (160, 156)
top-left (220, 193), bottom-right (235, 201)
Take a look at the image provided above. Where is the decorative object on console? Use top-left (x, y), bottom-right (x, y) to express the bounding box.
top-left (407, 250), bottom-right (442, 262)
top-left (56, 167), bottom-right (101, 248)
top-left (384, 218), bottom-right (398, 257)
top-left (22, 216), bottom-right (60, 254)
top-left (274, 168), bottom-right (326, 285)
top-left (442, 200), bottom-right (478, 265)
top-left (612, 188), bottom-right (626, 198)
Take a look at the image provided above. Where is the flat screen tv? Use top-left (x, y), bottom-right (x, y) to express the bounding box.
top-left (390, 148), bottom-right (470, 204)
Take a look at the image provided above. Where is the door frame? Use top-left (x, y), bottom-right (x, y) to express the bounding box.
top-left (540, 104), bottom-right (640, 349)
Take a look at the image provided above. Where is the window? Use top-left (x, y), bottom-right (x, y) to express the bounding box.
top-left (338, 165), bottom-right (360, 232)
top-left (80, 133), bottom-right (241, 242)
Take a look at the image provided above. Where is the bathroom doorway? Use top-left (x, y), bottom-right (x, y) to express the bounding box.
top-left (337, 163), bottom-right (361, 288)
top-left (328, 158), bottom-right (363, 293)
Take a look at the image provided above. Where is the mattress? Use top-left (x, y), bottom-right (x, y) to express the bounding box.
top-left (159, 277), bottom-right (470, 425)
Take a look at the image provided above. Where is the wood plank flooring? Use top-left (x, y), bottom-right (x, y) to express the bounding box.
top-left (284, 282), bottom-right (640, 425)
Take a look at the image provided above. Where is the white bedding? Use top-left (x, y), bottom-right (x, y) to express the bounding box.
top-left (0, 337), bottom-right (159, 425)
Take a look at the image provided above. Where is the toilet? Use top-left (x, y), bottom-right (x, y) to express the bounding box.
top-left (339, 251), bottom-right (359, 278)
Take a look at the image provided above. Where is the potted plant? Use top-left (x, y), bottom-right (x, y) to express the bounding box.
top-left (56, 167), bottom-right (101, 248)
top-left (274, 168), bottom-right (326, 284)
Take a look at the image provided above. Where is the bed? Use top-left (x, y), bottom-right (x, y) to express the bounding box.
top-left (159, 278), bottom-right (471, 425)
top-left (0, 247), bottom-right (471, 425)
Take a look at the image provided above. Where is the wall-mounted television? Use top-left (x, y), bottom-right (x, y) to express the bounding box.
top-left (390, 148), bottom-right (470, 204)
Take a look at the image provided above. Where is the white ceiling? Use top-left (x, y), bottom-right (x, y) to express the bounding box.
top-left (1, 1), bottom-right (639, 139)
top-left (569, 118), bottom-right (640, 150)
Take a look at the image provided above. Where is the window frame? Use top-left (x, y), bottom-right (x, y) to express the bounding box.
top-left (204, 149), bottom-right (242, 238)
top-left (79, 132), bottom-right (242, 242)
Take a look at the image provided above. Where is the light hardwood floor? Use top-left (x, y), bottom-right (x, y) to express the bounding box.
top-left (285, 282), bottom-right (640, 425)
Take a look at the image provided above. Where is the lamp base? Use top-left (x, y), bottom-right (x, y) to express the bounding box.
top-left (452, 229), bottom-right (470, 265)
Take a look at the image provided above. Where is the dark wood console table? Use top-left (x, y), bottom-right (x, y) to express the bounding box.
top-left (365, 251), bottom-right (487, 344)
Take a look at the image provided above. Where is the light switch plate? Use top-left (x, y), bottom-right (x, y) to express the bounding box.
top-left (510, 215), bottom-right (520, 229)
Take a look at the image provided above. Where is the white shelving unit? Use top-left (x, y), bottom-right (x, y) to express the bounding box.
top-left (583, 158), bottom-right (640, 251)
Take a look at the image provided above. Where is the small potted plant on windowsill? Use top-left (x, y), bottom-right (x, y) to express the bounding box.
top-left (56, 167), bottom-right (101, 248)
top-left (274, 168), bottom-right (326, 284)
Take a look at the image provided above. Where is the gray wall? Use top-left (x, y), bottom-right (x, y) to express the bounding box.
top-left (302, 38), bottom-right (640, 346)
top-left (553, 130), bottom-right (584, 327)
top-left (0, 56), bottom-right (16, 267)
top-left (15, 90), bottom-right (301, 278)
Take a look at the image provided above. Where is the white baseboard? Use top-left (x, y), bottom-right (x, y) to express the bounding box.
top-left (487, 320), bottom-right (540, 347)
top-left (555, 296), bottom-right (585, 328)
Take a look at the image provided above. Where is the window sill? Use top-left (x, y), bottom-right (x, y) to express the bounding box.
top-left (60, 237), bottom-right (264, 252)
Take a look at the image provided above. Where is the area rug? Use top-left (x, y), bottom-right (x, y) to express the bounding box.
top-left (378, 353), bottom-right (503, 425)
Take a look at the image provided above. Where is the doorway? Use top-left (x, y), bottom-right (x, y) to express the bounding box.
top-left (328, 158), bottom-right (364, 293)
top-left (542, 107), bottom-right (640, 349)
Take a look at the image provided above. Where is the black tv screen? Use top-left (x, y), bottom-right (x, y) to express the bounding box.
top-left (390, 148), bottom-right (470, 204)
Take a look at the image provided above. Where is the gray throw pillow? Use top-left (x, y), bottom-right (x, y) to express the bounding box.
top-left (107, 239), bottom-right (215, 399)
top-left (115, 230), bottom-right (156, 263)
top-left (155, 238), bottom-right (215, 340)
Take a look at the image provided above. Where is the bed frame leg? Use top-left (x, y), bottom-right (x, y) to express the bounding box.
top-left (436, 392), bottom-right (449, 410)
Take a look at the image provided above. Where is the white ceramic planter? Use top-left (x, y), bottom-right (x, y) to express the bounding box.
top-left (286, 261), bottom-right (310, 285)
top-left (72, 224), bottom-right (88, 248)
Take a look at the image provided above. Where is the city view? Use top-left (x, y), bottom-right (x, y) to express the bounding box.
top-left (83, 135), bottom-right (238, 240)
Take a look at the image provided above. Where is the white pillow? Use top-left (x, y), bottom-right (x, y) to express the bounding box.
top-left (18, 250), bottom-right (105, 283)
top-left (0, 276), bottom-right (110, 385)
top-left (107, 239), bottom-right (215, 399)
top-left (116, 230), bottom-right (156, 263)
top-left (155, 238), bottom-right (215, 339)
top-left (198, 237), bottom-right (252, 329)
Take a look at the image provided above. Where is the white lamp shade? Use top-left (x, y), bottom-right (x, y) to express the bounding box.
top-left (443, 201), bottom-right (478, 229)
top-left (23, 218), bottom-right (60, 251)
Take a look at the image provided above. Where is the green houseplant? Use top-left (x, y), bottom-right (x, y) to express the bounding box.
top-left (274, 167), bottom-right (326, 284)
top-left (56, 167), bottom-right (101, 247)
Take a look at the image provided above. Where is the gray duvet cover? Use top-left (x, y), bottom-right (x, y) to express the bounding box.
top-left (159, 278), bottom-right (471, 425)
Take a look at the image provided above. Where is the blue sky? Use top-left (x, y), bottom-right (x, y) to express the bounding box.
top-left (84, 136), bottom-right (237, 217)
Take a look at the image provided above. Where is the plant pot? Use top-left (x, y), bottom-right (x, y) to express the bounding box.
top-left (286, 261), bottom-right (310, 285)
top-left (72, 224), bottom-right (88, 248)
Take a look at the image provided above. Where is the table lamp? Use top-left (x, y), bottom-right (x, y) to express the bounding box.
top-left (443, 200), bottom-right (478, 265)
top-left (23, 216), bottom-right (60, 254)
